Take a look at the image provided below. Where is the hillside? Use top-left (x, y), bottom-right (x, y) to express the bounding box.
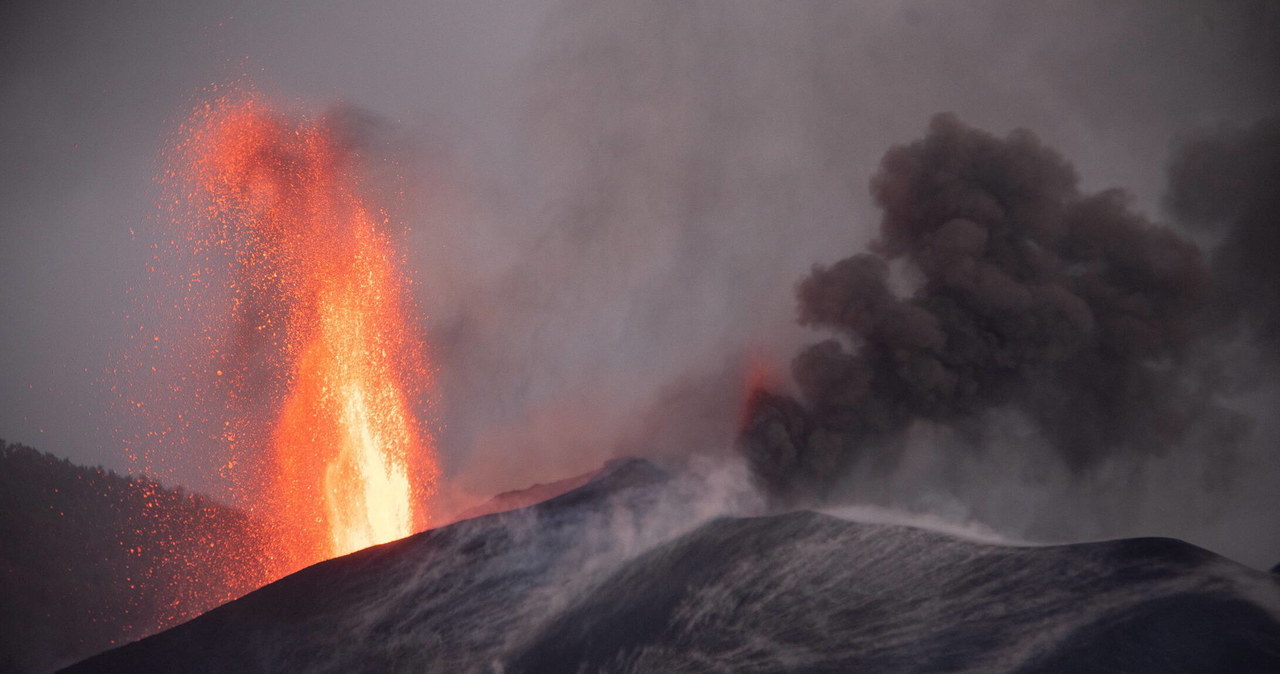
top-left (0, 441), bottom-right (266, 674)
top-left (64, 458), bottom-right (1280, 673)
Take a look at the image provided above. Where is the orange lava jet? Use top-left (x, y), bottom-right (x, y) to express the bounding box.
top-left (175, 93), bottom-right (437, 576)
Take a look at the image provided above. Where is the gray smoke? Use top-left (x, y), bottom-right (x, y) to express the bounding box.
top-left (3, 0), bottom-right (1279, 564)
top-left (743, 113), bottom-right (1264, 504)
top-left (1167, 115), bottom-right (1280, 361)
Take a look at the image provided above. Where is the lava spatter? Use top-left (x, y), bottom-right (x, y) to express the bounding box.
top-left (170, 91), bottom-right (438, 577)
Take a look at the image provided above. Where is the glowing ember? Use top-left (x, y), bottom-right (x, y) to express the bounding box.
top-left (173, 92), bottom-right (437, 575)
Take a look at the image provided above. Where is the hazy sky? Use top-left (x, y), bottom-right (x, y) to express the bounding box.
top-left (1, 0), bottom-right (550, 468)
top-left (2, 1), bottom-right (1277, 562)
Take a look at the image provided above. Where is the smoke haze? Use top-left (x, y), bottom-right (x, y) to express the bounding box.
top-left (747, 112), bottom-right (1226, 490)
top-left (2, 1), bottom-right (1278, 565)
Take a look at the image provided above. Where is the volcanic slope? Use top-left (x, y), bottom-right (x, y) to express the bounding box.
top-left (64, 459), bottom-right (1280, 673)
top-left (0, 441), bottom-right (264, 674)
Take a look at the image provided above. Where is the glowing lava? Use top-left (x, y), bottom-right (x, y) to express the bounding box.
top-left (176, 93), bottom-right (436, 575)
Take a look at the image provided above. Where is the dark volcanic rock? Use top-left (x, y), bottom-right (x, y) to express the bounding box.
top-left (0, 441), bottom-right (265, 674)
top-left (506, 512), bottom-right (1280, 673)
top-left (61, 458), bottom-right (679, 674)
top-left (64, 459), bottom-right (1280, 673)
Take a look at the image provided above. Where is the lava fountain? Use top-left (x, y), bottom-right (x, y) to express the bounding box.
top-left (172, 93), bottom-right (437, 576)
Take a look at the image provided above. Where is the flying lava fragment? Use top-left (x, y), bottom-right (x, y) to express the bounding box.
top-left (171, 91), bottom-right (438, 577)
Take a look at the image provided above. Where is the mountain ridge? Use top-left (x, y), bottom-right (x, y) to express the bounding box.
top-left (63, 457), bottom-right (1280, 673)
top-left (0, 440), bottom-right (266, 674)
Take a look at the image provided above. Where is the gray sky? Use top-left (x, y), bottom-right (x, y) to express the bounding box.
top-left (0, 0), bottom-right (549, 467)
top-left (2, 1), bottom-right (1277, 564)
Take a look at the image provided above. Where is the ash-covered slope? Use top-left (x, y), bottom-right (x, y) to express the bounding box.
top-left (508, 512), bottom-right (1280, 673)
top-left (64, 458), bottom-right (1280, 673)
top-left (61, 458), bottom-right (687, 674)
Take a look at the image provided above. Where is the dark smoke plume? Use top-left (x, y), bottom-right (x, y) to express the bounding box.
top-left (1167, 115), bottom-right (1280, 360)
top-left (743, 113), bottom-right (1250, 502)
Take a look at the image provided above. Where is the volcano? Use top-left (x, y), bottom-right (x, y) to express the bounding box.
top-left (62, 458), bottom-right (1280, 673)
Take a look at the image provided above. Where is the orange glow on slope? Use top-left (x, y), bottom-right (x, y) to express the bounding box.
top-left (175, 92), bottom-right (437, 576)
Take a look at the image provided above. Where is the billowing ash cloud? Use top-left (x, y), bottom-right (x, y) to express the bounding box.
top-left (743, 114), bottom-right (1252, 502)
top-left (1166, 115), bottom-right (1280, 358)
